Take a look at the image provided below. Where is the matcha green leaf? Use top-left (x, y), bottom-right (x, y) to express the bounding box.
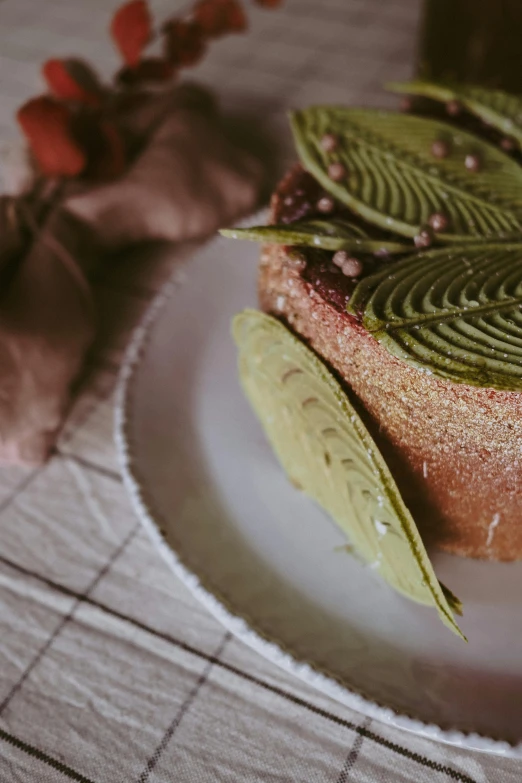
top-left (440, 583), bottom-right (463, 617)
top-left (348, 242), bottom-right (522, 391)
top-left (220, 219), bottom-right (410, 254)
top-left (233, 309), bottom-right (465, 640)
top-left (388, 80), bottom-right (522, 145)
top-left (290, 107), bottom-right (522, 242)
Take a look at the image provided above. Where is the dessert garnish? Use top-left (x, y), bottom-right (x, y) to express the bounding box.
top-left (388, 80), bottom-right (522, 145)
top-left (224, 82), bottom-right (522, 635)
top-left (221, 218), bottom-right (410, 254)
top-left (288, 106), bottom-right (522, 241)
top-left (347, 242), bottom-right (522, 390)
top-left (226, 84), bottom-right (522, 391)
top-left (233, 310), bottom-right (465, 639)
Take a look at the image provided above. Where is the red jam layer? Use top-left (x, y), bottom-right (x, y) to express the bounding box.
top-left (274, 165), bottom-right (391, 314)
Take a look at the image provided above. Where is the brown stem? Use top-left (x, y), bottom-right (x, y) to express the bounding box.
top-left (17, 198), bottom-right (91, 303)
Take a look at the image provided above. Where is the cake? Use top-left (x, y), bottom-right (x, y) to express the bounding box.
top-left (224, 81), bottom-right (522, 564)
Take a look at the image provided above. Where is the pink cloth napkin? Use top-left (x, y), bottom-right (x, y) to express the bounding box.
top-left (0, 84), bottom-right (264, 464)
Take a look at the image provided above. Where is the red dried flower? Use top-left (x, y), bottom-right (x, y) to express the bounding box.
top-left (17, 97), bottom-right (86, 177)
top-left (117, 57), bottom-right (175, 86)
top-left (193, 0), bottom-right (247, 37)
top-left (111, 0), bottom-right (152, 67)
top-left (163, 20), bottom-right (207, 68)
top-left (42, 59), bottom-right (101, 106)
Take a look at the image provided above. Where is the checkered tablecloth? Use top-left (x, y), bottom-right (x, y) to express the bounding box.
top-left (0, 0), bottom-right (520, 780)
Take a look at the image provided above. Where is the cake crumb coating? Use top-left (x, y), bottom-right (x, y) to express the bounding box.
top-left (258, 174), bottom-right (522, 561)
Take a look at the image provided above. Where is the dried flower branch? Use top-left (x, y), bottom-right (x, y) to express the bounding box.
top-left (15, 0), bottom-right (282, 184)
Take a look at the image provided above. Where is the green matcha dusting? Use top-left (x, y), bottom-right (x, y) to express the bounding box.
top-left (233, 309), bottom-right (465, 640)
top-left (223, 80), bottom-right (522, 392)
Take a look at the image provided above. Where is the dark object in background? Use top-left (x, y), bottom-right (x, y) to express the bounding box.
top-left (418, 0), bottom-right (522, 93)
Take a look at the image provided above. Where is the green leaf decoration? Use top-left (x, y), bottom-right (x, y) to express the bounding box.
top-left (348, 242), bottom-right (522, 391)
top-left (441, 584), bottom-right (463, 618)
top-left (388, 80), bottom-right (522, 145)
top-left (233, 309), bottom-right (465, 640)
top-left (290, 107), bottom-right (522, 242)
top-left (220, 219), bottom-right (411, 254)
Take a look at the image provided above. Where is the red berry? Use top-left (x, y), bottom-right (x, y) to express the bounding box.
top-left (428, 212), bottom-right (449, 232)
top-left (327, 162), bottom-right (346, 181)
top-left (320, 133), bottom-right (338, 152)
top-left (431, 139), bottom-right (450, 159)
top-left (465, 153), bottom-right (482, 172)
top-left (414, 227), bottom-right (433, 248)
top-left (317, 196), bottom-right (334, 213)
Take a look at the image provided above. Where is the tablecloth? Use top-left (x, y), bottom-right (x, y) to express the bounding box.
top-left (0, 0), bottom-right (519, 780)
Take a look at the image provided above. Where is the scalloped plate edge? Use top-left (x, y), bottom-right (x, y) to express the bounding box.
top-left (113, 214), bottom-right (521, 758)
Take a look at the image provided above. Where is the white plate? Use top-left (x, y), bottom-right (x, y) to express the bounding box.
top-left (116, 226), bottom-right (522, 758)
